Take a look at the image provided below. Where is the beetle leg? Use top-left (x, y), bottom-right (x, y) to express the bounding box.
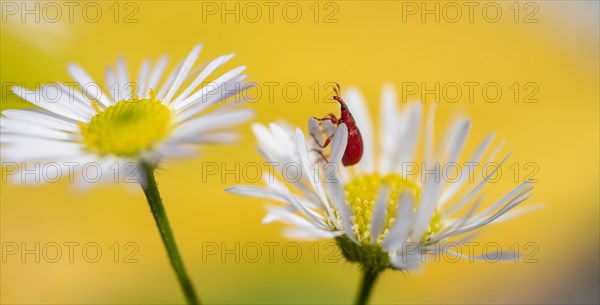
top-left (310, 148), bottom-right (330, 163)
top-left (329, 114), bottom-right (340, 125)
top-left (312, 134), bottom-right (334, 149)
top-left (313, 113), bottom-right (340, 125)
top-left (310, 133), bottom-right (324, 147)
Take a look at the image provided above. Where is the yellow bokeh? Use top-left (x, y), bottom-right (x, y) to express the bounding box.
top-left (1, 1), bottom-right (598, 304)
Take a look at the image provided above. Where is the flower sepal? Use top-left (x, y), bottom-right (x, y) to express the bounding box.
top-left (336, 236), bottom-right (391, 273)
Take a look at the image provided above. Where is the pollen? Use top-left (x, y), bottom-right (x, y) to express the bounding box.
top-left (344, 173), bottom-right (443, 245)
top-left (79, 94), bottom-right (171, 157)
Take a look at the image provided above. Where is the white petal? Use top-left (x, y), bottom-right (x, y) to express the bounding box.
top-left (329, 123), bottom-right (348, 164)
top-left (227, 183), bottom-right (322, 212)
top-left (8, 154), bottom-right (93, 184)
top-left (157, 61), bottom-right (183, 100)
top-left (2, 140), bottom-right (84, 162)
top-left (379, 84), bottom-right (399, 173)
top-left (226, 185), bottom-right (283, 202)
top-left (171, 54), bottom-right (234, 107)
top-left (67, 64), bottom-right (112, 106)
top-left (116, 57), bottom-right (132, 100)
top-left (266, 174), bottom-right (329, 229)
top-left (487, 140), bottom-right (506, 164)
top-left (175, 66), bottom-right (247, 112)
top-left (105, 68), bottom-right (119, 102)
top-left (392, 102), bottom-right (422, 174)
top-left (11, 86), bottom-right (90, 121)
top-left (252, 123), bottom-right (283, 156)
top-left (136, 59), bottom-right (151, 97)
top-left (441, 117), bottom-right (470, 163)
top-left (444, 249), bottom-right (518, 261)
top-left (470, 180), bottom-right (533, 221)
top-left (1, 109), bottom-right (77, 132)
top-left (1, 120), bottom-right (74, 141)
top-left (444, 154), bottom-right (512, 217)
top-left (162, 44), bottom-right (202, 103)
top-left (74, 157), bottom-right (123, 190)
top-left (144, 56), bottom-right (169, 98)
top-left (438, 133), bottom-right (494, 207)
top-left (307, 117), bottom-right (323, 146)
top-left (327, 171), bottom-right (358, 243)
top-left (411, 164), bottom-right (443, 241)
top-left (370, 186), bottom-right (389, 244)
top-left (156, 144), bottom-right (197, 159)
top-left (269, 123), bottom-right (298, 158)
top-left (389, 248), bottom-right (423, 270)
top-left (322, 120), bottom-right (336, 138)
top-left (170, 109), bottom-right (253, 140)
top-left (492, 203), bottom-right (543, 224)
top-left (170, 132), bottom-right (238, 144)
top-left (435, 119), bottom-right (470, 206)
top-left (436, 196), bottom-right (484, 239)
top-left (383, 191), bottom-right (416, 251)
top-left (441, 188), bottom-right (532, 239)
top-left (283, 227), bottom-right (343, 240)
top-left (424, 103), bottom-right (436, 163)
top-left (295, 128), bottom-right (335, 219)
top-left (174, 74), bottom-right (248, 123)
top-left (58, 83), bottom-right (95, 116)
top-left (263, 205), bottom-right (315, 228)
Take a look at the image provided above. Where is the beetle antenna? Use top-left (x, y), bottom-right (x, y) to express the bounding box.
top-left (332, 83), bottom-right (347, 107)
top-left (333, 94), bottom-right (347, 107)
top-left (331, 83), bottom-right (348, 110)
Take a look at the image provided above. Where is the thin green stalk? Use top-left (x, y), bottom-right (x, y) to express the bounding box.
top-left (355, 269), bottom-right (380, 305)
top-left (141, 163), bottom-right (200, 305)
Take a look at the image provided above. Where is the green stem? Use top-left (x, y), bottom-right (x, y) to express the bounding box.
top-left (141, 163), bottom-right (200, 305)
top-left (355, 269), bottom-right (380, 305)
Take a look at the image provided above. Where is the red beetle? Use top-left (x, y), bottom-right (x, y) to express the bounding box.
top-left (312, 83), bottom-right (364, 166)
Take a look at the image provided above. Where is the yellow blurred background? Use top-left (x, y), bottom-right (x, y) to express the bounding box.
top-left (1, 1), bottom-right (598, 304)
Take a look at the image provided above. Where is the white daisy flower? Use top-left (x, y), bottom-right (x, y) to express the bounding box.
top-left (1, 43), bottom-right (253, 186)
top-left (1, 43), bottom-right (253, 304)
top-left (227, 84), bottom-right (538, 276)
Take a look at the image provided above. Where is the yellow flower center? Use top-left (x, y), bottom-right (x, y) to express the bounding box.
top-left (344, 173), bottom-right (443, 244)
top-left (79, 95), bottom-right (171, 157)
